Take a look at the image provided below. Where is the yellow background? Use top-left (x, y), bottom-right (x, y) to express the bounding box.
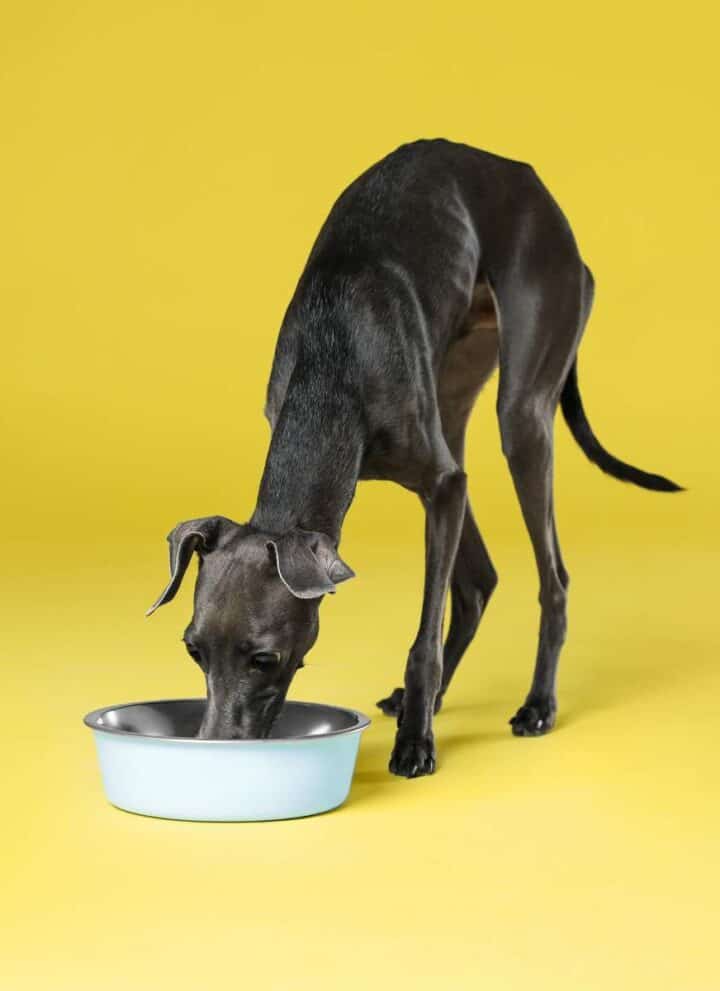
top-left (2, 2), bottom-right (718, 988)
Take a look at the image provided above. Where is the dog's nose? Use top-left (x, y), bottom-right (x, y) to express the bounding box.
top-left (196, 699), bottom-right (268, 740)
top-left (196, 698), bottom-right (239, 739)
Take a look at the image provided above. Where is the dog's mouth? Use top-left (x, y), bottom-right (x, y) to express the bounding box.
top-left (248, 691), bottom-right (285, 739)
top-left (196, 693), bottom-right (284, 740)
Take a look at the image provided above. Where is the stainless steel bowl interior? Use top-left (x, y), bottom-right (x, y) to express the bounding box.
top-left (83, 699), bottom-right (369, 742)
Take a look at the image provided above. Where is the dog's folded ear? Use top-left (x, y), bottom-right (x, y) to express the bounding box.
top-left (267, 529), bottom-right (355, 600)
top-left (146, 516), bottom-right (234, 616)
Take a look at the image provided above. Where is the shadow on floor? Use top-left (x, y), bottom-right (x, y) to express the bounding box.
top-left (344, 630), bottom-right (719, 811)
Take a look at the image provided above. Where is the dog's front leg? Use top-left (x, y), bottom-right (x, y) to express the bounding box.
top-left (389, 467), bottom-right (467, 777)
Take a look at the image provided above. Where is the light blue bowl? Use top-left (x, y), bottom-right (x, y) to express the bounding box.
top-left (83, 698), bottom-right (370, 821)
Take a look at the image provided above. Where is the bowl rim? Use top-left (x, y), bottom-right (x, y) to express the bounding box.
top-left (83, 697), bottom-right (371, 744)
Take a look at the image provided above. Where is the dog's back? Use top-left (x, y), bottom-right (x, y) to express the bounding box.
top-left (265, 139), bottom-right (575, 437)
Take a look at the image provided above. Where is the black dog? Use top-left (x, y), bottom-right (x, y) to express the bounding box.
top-left (147, 139), bottom-right (680, 777)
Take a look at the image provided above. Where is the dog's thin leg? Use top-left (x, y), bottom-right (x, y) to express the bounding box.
top-left (378, 411), bottom-right (498, 719)
top-left (499, 398), bottom-right (567, 735)
top-left (438, 501), bottom-right (497, 701)
top-left (376, 498), bottom-right (496, 718)
top-left (388, 463), bottom-right (467, 777)
top-left (493, 261), bottom-right (588, 735)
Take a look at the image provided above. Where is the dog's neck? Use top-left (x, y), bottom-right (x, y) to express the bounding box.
top-left (250, 376), bottom-right (364, 544)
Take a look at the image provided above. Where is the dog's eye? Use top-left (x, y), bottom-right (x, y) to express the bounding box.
top-left (184, 642), bottom-right (204, 667)
top-left (250, 650), bottom-right (281, 668)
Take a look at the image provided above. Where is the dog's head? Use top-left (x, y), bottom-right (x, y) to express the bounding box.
top-left (146, 516), bottom-right (354, 739)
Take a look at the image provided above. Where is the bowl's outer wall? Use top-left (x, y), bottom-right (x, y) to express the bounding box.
top-left (93, 728), bottom-right (365, 821)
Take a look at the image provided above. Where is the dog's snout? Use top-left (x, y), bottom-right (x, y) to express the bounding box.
top-left (196, 692), bottom-right (279, 740)
top-left (196, 719), bottom-right (237, 741)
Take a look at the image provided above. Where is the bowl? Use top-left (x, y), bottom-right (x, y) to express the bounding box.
top-left (83, 698), bottom-right (370, 821)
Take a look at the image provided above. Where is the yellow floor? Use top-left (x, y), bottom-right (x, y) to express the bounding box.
top-left (4, 492), bottom-right (718, 990)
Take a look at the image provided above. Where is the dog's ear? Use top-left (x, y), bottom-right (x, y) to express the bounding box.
top-left (146, 516), bottom-right (231, 616)
top-left (267, 529), bottom-right (355, 600)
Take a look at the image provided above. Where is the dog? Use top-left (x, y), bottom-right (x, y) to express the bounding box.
top-left (147, 139), bottom-right (680, 777)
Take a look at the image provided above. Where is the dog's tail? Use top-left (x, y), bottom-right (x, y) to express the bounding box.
top-left (559, 359), bottom-right (683, 492)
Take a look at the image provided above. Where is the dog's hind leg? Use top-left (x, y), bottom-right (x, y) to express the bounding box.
top-left (492, 256), bottom-right (591, 736)
top-left (438, 497), bottom-right (498, 702)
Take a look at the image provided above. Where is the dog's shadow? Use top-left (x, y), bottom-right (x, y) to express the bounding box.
top-left (344, 700), bottom-right (506, 809)
top-left (557, 630), bottom-right (717, 723)
top-left (343, 631), bottom-right (717, 809)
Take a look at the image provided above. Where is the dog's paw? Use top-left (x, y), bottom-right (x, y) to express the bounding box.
top-left (509, 698), bottom-right (557, 737)
top-left (389, 734), bottom-right (436, 778)
top-left (376, 687), bottom-right (405, 717)
top-left (377, 688), bottom-right (443, 718)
